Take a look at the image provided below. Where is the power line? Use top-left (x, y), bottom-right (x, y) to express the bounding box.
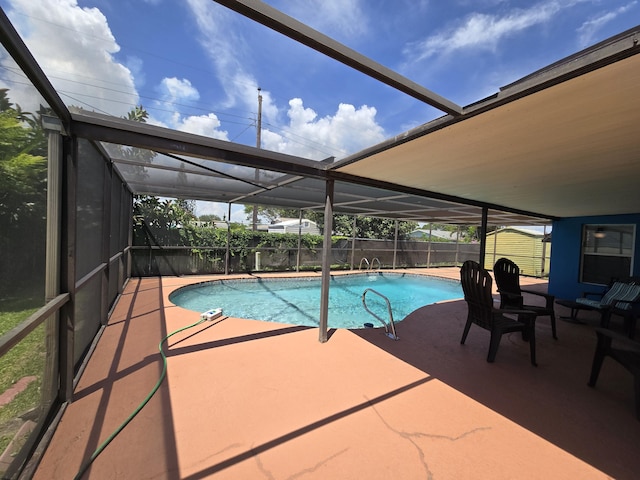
top-left (0, 12), bottom-right (359, 159)
top-left (1, 65), bottom-right (349, 159)
top-left (1, 64), bottom-right (254, 123)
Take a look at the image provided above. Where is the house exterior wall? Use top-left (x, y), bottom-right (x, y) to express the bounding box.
top-left (549, 213), bottom-right (640, 300)
top-left (484, 229), bottom-right (550, 277)
top-left (267, 219), bottom-right (320, 235)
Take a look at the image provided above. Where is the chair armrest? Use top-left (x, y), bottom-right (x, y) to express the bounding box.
top-left (520, 288), bottom-right (554, 301)
top-left (582, 291), bottom-right (605, 299)
top-left (497, 289), bottom-right (521, 300)
top-left (609, 298), bottom-right (640, 311)
top-left (595, 327), bottom-right (640, 350)
top-left (520, 289), bottom-right (555, 308)
top-left (494, 307), bottom-right (537, 317)
top-left (496, 289), bottom-right (524, 309)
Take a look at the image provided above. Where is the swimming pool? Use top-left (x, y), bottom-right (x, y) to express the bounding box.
top-left (169, 272), bottom-right (463, 328)
top-left (170, 272), bottom-right (463, 329)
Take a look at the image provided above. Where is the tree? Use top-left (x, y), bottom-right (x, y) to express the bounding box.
top-left (0, 89), bottom-right (47, 294)
top-left (175, 198), bottom-right (196, 217)
top-left (133, 196), bottom-right (197, 245)
top-left (334, 215), bottom-right (417, 239)
top-left (425, 223), bottom-right (494, 243)
top-left (126, 105), bottom-right (149, 123)
top-left (199, 214), bottom-right (221, 223)
top-left (242, 204), bottom-right (418, 239)
top-left (244, 205), bottom-right (300, 224)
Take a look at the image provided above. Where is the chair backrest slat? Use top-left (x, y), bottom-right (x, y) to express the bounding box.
top-left (601, 282), bottom-right (629, 305)
top-left (605, 283), bottom-right (640, 310)
top-left (493, 258), bottom-right (522, 296)
top-left (461, 260), bottom-right (495, 330)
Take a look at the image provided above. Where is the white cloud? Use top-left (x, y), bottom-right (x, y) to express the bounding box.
top-left (280, 0), bottom-right (368, 39)
top-left (152, 76), bottom-right (228, 139)
top-left (1, 0), bottom-right (138, 116)
top-left (576, 2), bottom-right (637, 47)
top-left (157, 77), bottom-right (199, 103)
top-left (262, 98), bottom-right (385, 160)
top-left (174, 113), bottom-right (229, 140)
top-left (403, 0), bottom-right (582, 63)
top-left (185, 0), bottom-right (279, 123)
top-left (125, 55), bottom-right (146, 89)
top-left (184, 0), bottom-right (385, 160)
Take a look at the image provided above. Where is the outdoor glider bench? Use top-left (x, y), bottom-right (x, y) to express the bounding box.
top-left (556, 279), bottom-right (640, 338)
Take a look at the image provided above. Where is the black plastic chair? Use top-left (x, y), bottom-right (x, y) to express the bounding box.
top-left (493, 257), bottom-right (558, 339)
top-left (460, 260), bottom-right (537, 365)
top-left (588, 328), bottom-right (640, 420)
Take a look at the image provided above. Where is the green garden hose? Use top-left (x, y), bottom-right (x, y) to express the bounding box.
top-left (74, 317), bottom-right (206, 480)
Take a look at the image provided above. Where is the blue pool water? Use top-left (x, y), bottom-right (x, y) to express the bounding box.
top-left (170, 273), bottom-right (462, 329)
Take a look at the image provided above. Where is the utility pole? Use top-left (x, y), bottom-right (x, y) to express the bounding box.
top-left (256, 87), bottom-right (262, 149)
top-left (252, 87), bottom-right (262, 231)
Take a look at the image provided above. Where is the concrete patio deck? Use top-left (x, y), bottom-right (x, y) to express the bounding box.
top-left (33, 268), bottom-right (639, 479)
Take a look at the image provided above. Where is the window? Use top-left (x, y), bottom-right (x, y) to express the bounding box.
top-left (580, 224), bottom-right (635, 285)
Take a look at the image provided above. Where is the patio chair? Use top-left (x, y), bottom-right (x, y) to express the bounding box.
top-left (460, 260), bottom-right (537, 365)
top-left (493, 257), bottom-right (558, 339)
top-left (588, 328), bottom-right (640, 420)
top-left (606, 304), bottom-right (639, 340)
top-left (556, 279), bottom-right (640, 337)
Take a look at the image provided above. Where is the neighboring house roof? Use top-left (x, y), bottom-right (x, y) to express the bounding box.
top-left (409, 229), bottom-right (458, 241)
top-left (271, 218), bottom-right (311, 227)
top-left (268, 218), bottom-right (320, 233)
top-left (487, 227), bottom-right (552, 242)
top-left (487, 227), bottom-right (541, 236)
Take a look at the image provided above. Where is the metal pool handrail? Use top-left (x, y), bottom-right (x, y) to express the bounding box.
top-left (362, 288), bottom-right (399, 340)
top-left (359, 257), bottom-right (370, 270)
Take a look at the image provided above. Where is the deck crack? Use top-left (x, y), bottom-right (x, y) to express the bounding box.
top-left (253, 444), bottom-right (349, 480)
top-left (367, 397), bottom-right (491, 479)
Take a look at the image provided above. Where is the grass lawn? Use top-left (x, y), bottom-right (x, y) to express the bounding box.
top-left (0, 295), bottom-right (46, 458)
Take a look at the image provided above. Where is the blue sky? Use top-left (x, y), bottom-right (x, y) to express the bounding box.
top-left (1, 0), bottom-right (638, 221)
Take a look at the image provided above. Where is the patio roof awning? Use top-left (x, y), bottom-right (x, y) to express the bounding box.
top-left (333, 29), bottom-right (640, 220)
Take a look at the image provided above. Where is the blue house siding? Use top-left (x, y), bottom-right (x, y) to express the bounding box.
top-left (549, 214), bottom-right (640, 300)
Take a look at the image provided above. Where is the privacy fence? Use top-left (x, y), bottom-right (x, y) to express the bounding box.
top-left (132, 226), bottom-right (552, 277)
top-left (132, 232), bottom-right (552, 276)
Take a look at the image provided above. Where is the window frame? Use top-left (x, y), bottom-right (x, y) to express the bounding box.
top-left (580, 224), bottom-right (636, 285)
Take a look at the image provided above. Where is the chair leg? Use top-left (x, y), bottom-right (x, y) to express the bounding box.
top-left (550, 311), bottom-right (558, 340)
top-left (600, 308), bottom-right (612, 329)
top-left (588, 333), bottom-right (610, 387)
top-left (460, 319), bottom-right (472, 345)
top-left (625, 314), bottom-right (637, 339)
top-left (487, 330), bottom-right (502, 363)
top-left (528, 324), bottom-right (537, 366)
top-left (634, 375), bottom-right (640, 421)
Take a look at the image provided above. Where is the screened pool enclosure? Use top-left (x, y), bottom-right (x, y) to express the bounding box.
top-left (1, 4), bottom-right (639, 478)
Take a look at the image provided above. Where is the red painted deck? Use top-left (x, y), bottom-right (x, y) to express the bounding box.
top-left (33, 268), bottom-right (640, 479)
